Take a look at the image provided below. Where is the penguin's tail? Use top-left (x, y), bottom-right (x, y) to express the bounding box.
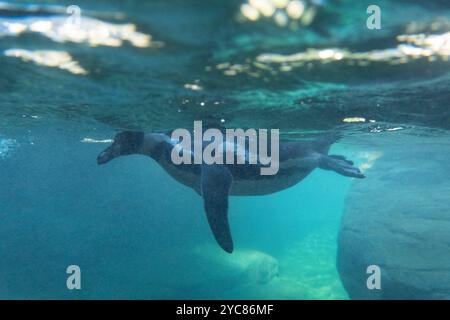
top-left (319, 154), bottom-right (365, 178)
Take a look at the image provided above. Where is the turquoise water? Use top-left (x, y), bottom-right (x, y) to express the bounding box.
top-left (0, 124), bottom-right (352, 299)
top-left (1, 0), bottom-right (449, 299)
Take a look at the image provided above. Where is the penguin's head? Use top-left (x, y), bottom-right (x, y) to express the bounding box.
top-left (97, 131), bottom-right (145, 165)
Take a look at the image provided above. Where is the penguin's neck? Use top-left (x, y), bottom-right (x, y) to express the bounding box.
top-left (140, 133), bottom-right (167, 159)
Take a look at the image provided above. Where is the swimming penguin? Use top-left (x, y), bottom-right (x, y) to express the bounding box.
top-left (97, 130), bottom-right (364, 253)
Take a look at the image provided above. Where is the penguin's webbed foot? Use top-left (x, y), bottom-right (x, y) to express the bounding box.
top-left (320, 155), bottom-right (365, 179)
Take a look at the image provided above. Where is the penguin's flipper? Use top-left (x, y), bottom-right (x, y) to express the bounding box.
top-left (201, 164), bottom-right (234, 253)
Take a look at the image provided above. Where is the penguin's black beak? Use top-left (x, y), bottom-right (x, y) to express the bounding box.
top-left (97, 145), bottom-right (116, 165)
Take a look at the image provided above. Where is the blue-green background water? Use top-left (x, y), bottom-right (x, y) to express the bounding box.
top-left (0, 124), bottom-right (352, 299)
top-left (0, 0), bottom-right (449, 299)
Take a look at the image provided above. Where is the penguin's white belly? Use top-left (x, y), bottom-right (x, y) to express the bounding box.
top-left (157, 159), bottom-right (314, 196)
top-left (229, 170), bottom-right (313, 196)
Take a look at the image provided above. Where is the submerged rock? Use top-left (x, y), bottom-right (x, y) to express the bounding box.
top-left (337, 133), bottom-right (450, 299)
top-left (137, 245), bottom-right (279, 298)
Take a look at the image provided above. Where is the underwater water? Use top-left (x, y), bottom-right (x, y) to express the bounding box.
top-left (0, 0), bottom-right (449, 299)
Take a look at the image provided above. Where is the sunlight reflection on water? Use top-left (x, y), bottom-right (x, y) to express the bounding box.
top-left (0, 14), bottom-right (161, 48)
top-left (0, 138), bottom-right (16, 159)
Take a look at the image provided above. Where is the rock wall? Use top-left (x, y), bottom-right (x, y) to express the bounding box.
top-left (337, 134), bottom-right (450, 299)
